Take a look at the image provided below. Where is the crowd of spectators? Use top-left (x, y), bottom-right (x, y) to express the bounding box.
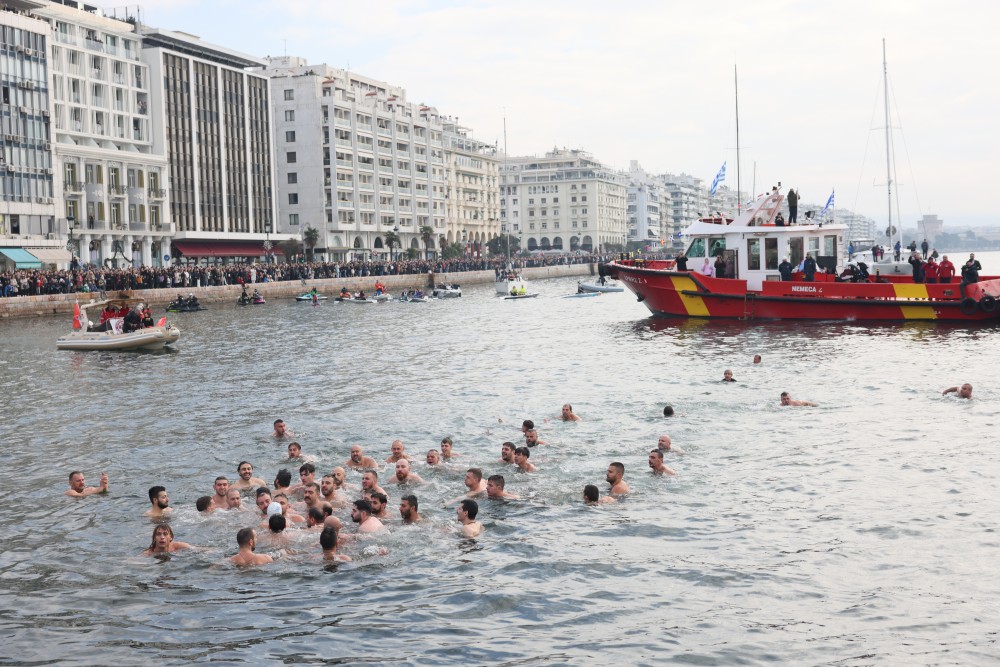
top-left (0, 253), bottom-right (610, 298)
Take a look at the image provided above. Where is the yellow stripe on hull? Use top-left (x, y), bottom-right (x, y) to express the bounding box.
top-left (891, 284), bottom-right (936, 319)
top-left (670, 275), bottom-right (710, 316)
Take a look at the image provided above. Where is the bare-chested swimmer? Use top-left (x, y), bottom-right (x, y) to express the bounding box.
top-left (145, 485), bottom-right (171, 518)
top-left (780, 391), bottom-right (817, 407)
top-left (143, 525), bottom-right (190, 555)
top-left (385, 440), bottom-right (410, 463)
top-left (500, 442), bottom-right (516, 464)
top-left (320, 526), bottom-right (352, 562)
top-left (426, 449), bottom-right (441, 466)
top-left (457, 499), bottom-right (483, 538)
top-left (361, 470), bottom-right (386, 498)
top-left (440, 437), bottom-right (459, 460)
top-left (648, 450), bottom-right (677, 476)
top-left (210, 477), bottom-right (229, 509)
top-left (351, 499), bottom-right (385, 534)
top-left (229, 528), bottom-right (273, 567)
top-left (486, 474), bottom-right (520, 500)
top-left (583, 484), bottom-right (616, 505)
top-left (942, 383), bottom-right (973, 399)
top-left (386, 459), bottom-right (423, 485)
top-left (346, 445), bottom-right (378, 471)
top-left (657, 434), bottom-right (685, 455)
top-left (606, 462), bottom-right (630, 495)
top-left (65, 470), bottom-right (109, 497)
top-left (513, 447), bottom-right (536, 473)
top-left (560, 403), bottom-right (582, 422)
top-left (232, 461), bottom-right (266, 490)
top-left (399, 495), bottom-right (422, 524)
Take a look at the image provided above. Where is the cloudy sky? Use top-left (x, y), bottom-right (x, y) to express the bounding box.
top-left (125, 0), bottom-right (998, 226)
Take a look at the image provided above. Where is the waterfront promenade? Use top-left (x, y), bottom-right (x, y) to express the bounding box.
top-left (0, 262), bottom-right (595, 320)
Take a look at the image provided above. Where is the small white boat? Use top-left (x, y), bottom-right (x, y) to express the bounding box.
top-left (496, 272), bottom-right (528, 296)
top-left (399, 290), bottom-right (431, 303)
top-left (370, 293), bottom-right (392, 303)
top-left (563, 292), bottom-right (601, 299)
top-left (57, 299), bottom-right (180, 351)
top-left (432, 284), bottom-right (462, 298)
top-left (296, 293), bottom-right (328, 301)
top-left (577, 280), bottom-right (624, 293)
top-left (343, 297), bottom-right (377, 305)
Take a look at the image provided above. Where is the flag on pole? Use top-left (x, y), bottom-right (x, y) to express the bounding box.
top-left (72, 301), bottom-right (85, 330)
top-left (821, 189), bottom-right (835, 214)
top-left (710, 162), bottom-right (726, 196)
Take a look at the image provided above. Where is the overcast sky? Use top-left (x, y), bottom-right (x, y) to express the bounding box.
top-left (124, 0), bottom-right (999, 227)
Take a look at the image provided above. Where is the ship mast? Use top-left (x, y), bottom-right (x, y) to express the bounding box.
top-left (735, 65), bottom-right (742, 214)
top-left (882, 39), bottom-right (895, 248)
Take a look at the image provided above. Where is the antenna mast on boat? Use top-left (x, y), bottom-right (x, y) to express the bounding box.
top-left (735, 64), bottom-right (742, 214)
top-left (882, 39), bottom-right (896, 248)
top-left (503, 115), bottom-right (511, 265)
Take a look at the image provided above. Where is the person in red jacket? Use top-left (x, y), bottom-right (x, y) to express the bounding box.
top-left (923, 257), bottom-right (939, 284)
top-left (938, 255), bottom-right (956, 283)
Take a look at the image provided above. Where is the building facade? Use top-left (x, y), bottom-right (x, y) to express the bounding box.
top-left (264, 57), bottom-right (497, 261)
top-left (502, 148), bottom-right (626, 253)
top-left (626, 161), bottom-right (668, 251)
top-left (142, 28), bottom-right (278, 262)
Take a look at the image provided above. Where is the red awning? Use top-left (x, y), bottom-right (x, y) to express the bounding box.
top-left (172, 241), bottom-right (285, 258)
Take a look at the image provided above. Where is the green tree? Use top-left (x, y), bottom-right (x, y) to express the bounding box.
top-left (383, 230), bottom-right (401, 260)
top-left (419, 225), bottom-right (435, 259)
top-left (302, 226), bottom-right (320, 261)
top-left (441, 242), bottom-right (465, 260)
top-left (486, 234), bottom-right (520, 256)
top-left (280, 239), bottom-right (302, 262)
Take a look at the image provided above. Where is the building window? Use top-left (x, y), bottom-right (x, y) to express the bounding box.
top-left (289, 214), bottom-right (299, 225)
top-left (288, 173), bottom-right (297, 184)
top-left (284, 89), bottom-right (294, 101)
top-left (287, 152), bottom-right (296, 163)
top-left (285, 130), bottom-right (295, 142)
top-left (284, 110), bottom-right (295, 121)
top-left (289, 193), bottom-right (298, 205)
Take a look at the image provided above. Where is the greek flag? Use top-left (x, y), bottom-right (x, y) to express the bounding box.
top-left (710, 162), bottom-right (726, 196)
top-left (821, 189), bottom-right (835, 214)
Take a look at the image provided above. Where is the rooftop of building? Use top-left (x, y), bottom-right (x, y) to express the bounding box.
top-left (140, 27), bottom-right (266, 69)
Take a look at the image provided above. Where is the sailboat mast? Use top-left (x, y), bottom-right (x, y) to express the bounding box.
top-left (735, 65), bottom-right (742, 214)
top-left (503, 115), bottom-right (511, 263)
top-left (882, 39), bottom-right (894, 247)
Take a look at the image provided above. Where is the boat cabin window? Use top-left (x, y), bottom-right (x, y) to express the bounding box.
top-left (765, 238), bottom-right (778, 270)
top-left (687, 238), bottom-right (706, 258)
top-left (824, 235), bottom-right (837, 260)
top-left (808, 238), bottom-right (820, 255)
top-left (747, 239), bottom-right (760, 270)
top-left (789, 238), bottom-right (804, 267)
top-left (709, 237), bottom-right (726, 257)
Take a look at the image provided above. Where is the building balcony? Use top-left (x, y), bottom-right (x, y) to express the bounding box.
top-left (64, 181), bottom-right (85, 192)
top-left (108, 185), bottom-right (128, 197)
top-left (148, 188), bottom-right (166, 198)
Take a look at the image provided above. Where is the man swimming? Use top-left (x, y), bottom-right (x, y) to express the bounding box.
top-left (229, 528), bottom-right (273, 567)
top-left (486, 474), bottom-right (519, 499)
top-left (351, 499), bottom-right (385, 534)
top-left (648, 450), bottom-right (677, 476)
top-left (399, 494), bottom-right (422, 524)
top-left (560, 403), bottom-right (582, 422)
top-left (606, 462), bottom-right (630, 495)
top-left (524, 429), bottom-right (546, 447)
top-left (426, 449), bottom-right (441, 466)
top-left (65, 470), bottom-right (109, 497)
top-left (142, 525), bottom-right (190, 555)
top-left (456, 499), bottom-right (483, 538)
top-left (346, 445), bottom-right (378, 470)
top-left (271, 419), bottom-right (294, 439)
top-left (500, 442), bottom-right (516, 464)
top-left (464, 468), bottom-right (487, 496)
top-left (440, 438), bottom-right (459, 460)
top-left (361, 470), bottom-right (387, 497)
top-left (385, 440), bottom-right (410, 463)
top-left (657, 434), bottom-right (685, 454)
top-left (780, 391), bottom-right (817, 407)
top-left (369, 492), bottom-right (389, 519)
top-left (210, 476), bottom-right (230, 509)
top-left (226, 488), bottom-right (243, 510)
top-left (583, 484), bottom-right (616, 505)
top-left (942, 383), bottom-right (973, 399)
top-left (145, 485), bottom-right (172, 518)
top-left (232, 461), bottom-right (266, 490)
top-left (320, 526), bottom-right (351, 562)
top-left (386, 459), bottom-right (423, 485)
top-left (513, 447), bottom-right (536, 473)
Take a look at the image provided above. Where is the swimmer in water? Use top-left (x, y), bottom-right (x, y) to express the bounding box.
top-left (583, 484), bottom-right (616, 505)
top-left (486, 474), bottom-right (520, 500)
top-left (210, 477), bottom-right (230, 509)
top-left (226, 488), bottom-right (243, 509)
top-left (560, 403), bottom-right (582, 422)
top-left (386, 459), bottom-right (423, 485)
top-left (196, 495), bottom-right (215, 513)
top-left (500, 441), bottom-right (516, 464)
top-left (426, 449), bottom-right (441, 466)
top-left (513, 447), bottom-right (536, 473)
top-left (780, 391), bottom-right (817, 407)
top-left (385, 440), bottom-right (410, 463)
top-left (648, 450), bottom-right (676, 476)
top-left (271, 419), bottom-right (294, 439)
top-left (229, 528), bottom-right (273, 567)
top-left (143, 525), bottom-right (190, 555)
top-left (65, 470), bottom-right (109, 497)
top-left (351, 499), bottom-right (385, 534)
top-left (662, 405), bottom-right (675, 417)
top-left (286, 442), bottom-right (302, 460)
top-left (606, 462), bottom-right (630, 495)
top-left (942, 383), bottom-right (973, 399)
top-left (399, 495), bottom-right (422, 524)
top-left (753, 354), bottom-right (762, 364)
top-left (464, 468), bottom-right (487, 496)
top-left (722, 369), bottom-right (736, 382)
top-left (456, 499), bottom-right (483, 538)
top-left (320, 526), bottom-right (351, 562)
top-left (657, 434), bottom-right (686, 454)
top-left (346, 444), bottom-right (378, 471)
top-left (232, 461), bottom-right (266, 490)
top-left (361, 470), bottom-right (386, 497)
top-left (369, 492), bottom-right (389, 519)
top-left (524, 429), bottom-right (546, 447)
top-left (440, 437), bottom-right (459, 460)
top-left (145, 485), bottom-right (172, 518)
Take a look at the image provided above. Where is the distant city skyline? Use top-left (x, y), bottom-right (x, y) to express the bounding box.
top-left (126, 0), bottom-right (999, 226)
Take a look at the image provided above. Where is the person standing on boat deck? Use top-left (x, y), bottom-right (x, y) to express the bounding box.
top-left (778, 257), bottom-right (793, 281)
top-left (714, 254), bottom-right (726, 278)
top-left (894, 241), bottom-right (902, 262)
top-left (938, 256), bottom-right (956, 284)
top-left (931, 248), bottom-right (939, 260)
top-left (923, 257), bottom-right (939, 284)
top-left (968, 253), bottom-right (982, 273)
top-left (921, 239), bottom-right (930, 259)
top-left (700, 257), bottom-right (714, 277)
top-left (786, 188), bottom-right (798, 224)
top-left (960, 258), bottom-right (980, 296)
top-left (802, 254), bottom-right (817, 282)
top-left (908, 251), bottom-right (925, 283)
top-left (674, 251), bottom-right (688, 271)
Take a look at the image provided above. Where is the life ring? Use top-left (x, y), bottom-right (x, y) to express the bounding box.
top-left (959, 298), bottom-right (978, 316)
top-left (979, 295), bottom-right (998, 313)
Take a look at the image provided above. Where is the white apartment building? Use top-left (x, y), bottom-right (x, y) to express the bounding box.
top-left (31, 0), bottom-right (170, 268)
top-left (264, 57), bottom-right (496, 261)
top-left (663, 173), bottom-right (710, 235)
top-left (502, 148), bottom-right (626, 253)
top-left (141, 28), bottom-right (278, 263)
top-left (626, 161), bottom-right (668, 250)
top-left (0, 0), bottom-right (63, 269)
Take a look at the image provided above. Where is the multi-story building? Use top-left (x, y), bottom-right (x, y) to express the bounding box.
top-left (502, 148), bottom-right (626, 253)
top-left (663, 173), bottom-right (709, 235)
top-left (264, 57), bottom-right (496, 261)
top-left (30, 0), bottom-right (170, 268)
top-left (626, 161), bottom-right (667, 250)
top-left (141, 27), bottom-right (278, 263)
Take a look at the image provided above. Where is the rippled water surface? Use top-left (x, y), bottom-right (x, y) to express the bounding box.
top-left (2, 273), bottom-right (999, 665)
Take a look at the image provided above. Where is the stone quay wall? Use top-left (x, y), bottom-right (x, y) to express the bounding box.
top-left (0, 263), bottom-right (596, 320)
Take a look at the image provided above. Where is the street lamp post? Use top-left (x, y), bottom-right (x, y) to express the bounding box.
top-left (66, 214), bottom-right (76, 269)
top-left (393, 223), bottom-right (399, 262)
top-left (262, 223), bottom-right (273, 264)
